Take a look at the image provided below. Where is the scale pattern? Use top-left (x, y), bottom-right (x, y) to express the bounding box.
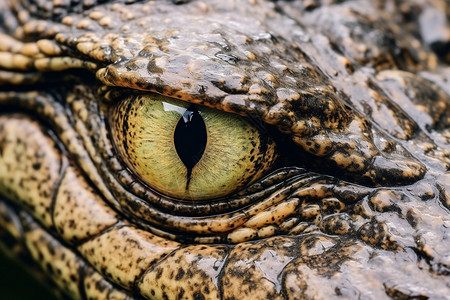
top-left (0, 0), bottom-right (449, 299)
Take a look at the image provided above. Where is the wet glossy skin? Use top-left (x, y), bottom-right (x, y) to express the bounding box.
top-left (0, 0), bottom-right (449, 299)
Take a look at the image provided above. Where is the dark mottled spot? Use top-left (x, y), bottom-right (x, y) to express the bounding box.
top-left (175, 267), bottom-right (185, 280)
top-left (178, 288), bottom-right (185, 298)
top-left (194, 292), bottom-right (205, 300)
top-left (147, 60), bottom-right (165, 74)
top-left (46, 262), bottom-right (54, 274)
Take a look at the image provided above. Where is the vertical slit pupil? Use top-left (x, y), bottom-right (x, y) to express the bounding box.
top-left (174, 105), bottom-right (207, 186)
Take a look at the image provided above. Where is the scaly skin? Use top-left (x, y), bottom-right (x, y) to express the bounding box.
top-left (0, 0), bottom-right (449, 299)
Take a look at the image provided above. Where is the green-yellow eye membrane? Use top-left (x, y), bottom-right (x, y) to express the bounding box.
top-left (110, 94), bottom-right (278, 200)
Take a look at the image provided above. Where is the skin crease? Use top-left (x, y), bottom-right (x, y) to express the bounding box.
top-left (0, 0), bottom-right (449, 299)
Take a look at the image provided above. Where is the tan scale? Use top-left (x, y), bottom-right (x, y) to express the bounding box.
top-left (319, 213), bottom-right (352, 235)
top-left (53, 164), bottom-right (119, 244)
top-left (0, 116), bottom-right (61, 227)
top-left (78, 226), bottom-right (180, 289)
top-left (243, 197), bottom-right (301, 228)
top-left (23, 215), bottom-right (84, 300)
top-left (138, 245), bottom-right (228, 299)
top-left (222, 236), bottom-right (302, 300)
top-left (0, 52), bottom-right (34, 70)
top-left (36, 39), bottom-right (63, 56)
top-left (83, 270), bottom-right (134, 300)
top-left (34, 57), bottom-right (97, 71)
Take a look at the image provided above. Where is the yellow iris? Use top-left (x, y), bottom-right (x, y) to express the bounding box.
top-left (110, 94), bottom-right (277, 200)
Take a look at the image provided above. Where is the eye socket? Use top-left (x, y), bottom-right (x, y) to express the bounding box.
top-left (110, 94), bottom-right (278, 200)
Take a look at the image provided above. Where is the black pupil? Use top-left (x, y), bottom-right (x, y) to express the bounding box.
top-left (174, 105), bottom-right (207, 187)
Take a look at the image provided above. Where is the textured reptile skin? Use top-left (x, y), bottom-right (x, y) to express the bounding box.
top-left (0, 0), bottom-right (449, 299)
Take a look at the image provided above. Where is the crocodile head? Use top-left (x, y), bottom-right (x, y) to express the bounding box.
top-left (0, 0), bottom-right (449, 299)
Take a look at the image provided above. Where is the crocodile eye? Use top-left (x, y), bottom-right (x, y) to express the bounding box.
top-left (110, 94), bottom-right (278, 200)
